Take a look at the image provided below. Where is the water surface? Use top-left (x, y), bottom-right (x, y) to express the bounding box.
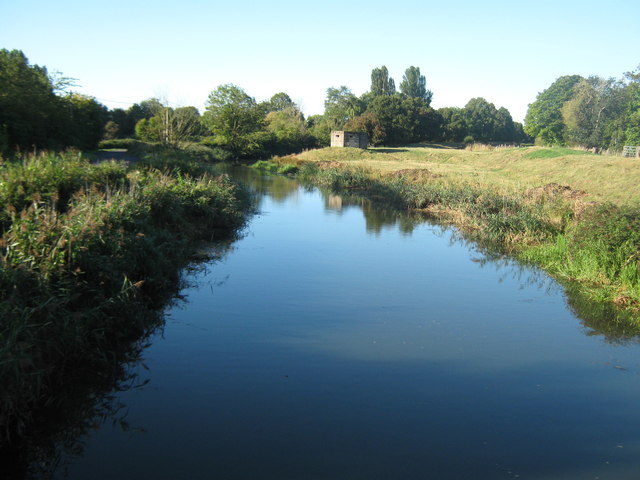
top-left (62, 169), bottom-right (640, 479)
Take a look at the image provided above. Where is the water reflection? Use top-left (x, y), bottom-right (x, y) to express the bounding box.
top-left (0, 336), bottom-right (150, 480)
top-left (0, 242), bottom-right (238, 479)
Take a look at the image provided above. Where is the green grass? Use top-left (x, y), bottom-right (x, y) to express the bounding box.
top-left (287, 145), bottom-right (640, 206)
top-left (524, 147), bottom-right (593, 159)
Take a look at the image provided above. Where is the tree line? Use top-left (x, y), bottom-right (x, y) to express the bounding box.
top-left (4, 48), bottom-right (636, 158)
top-left (524, 69), bottom-right (640, 150)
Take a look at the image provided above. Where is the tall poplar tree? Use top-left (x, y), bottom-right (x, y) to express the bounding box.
top-left (399, 66), bottom-right (433, 105)
top-left (370, 66), bottom-right (396, 96)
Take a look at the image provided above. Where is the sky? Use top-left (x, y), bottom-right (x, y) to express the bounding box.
top-left (2, 0), bottom-right (639, 123)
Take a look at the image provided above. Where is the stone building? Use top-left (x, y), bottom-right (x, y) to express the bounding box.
top-left (330, 131), bottom-right (368, 149)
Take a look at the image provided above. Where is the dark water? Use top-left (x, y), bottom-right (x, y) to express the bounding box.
top-left (57, 169), bottom-right (640, 479)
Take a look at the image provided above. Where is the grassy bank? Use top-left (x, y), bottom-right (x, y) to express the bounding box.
top-left (270, 145), bottom-right (640, 323)
top-left (285, 145), bottom-right (640, 207)
top-left (0, 151), bottom-right (251, 443)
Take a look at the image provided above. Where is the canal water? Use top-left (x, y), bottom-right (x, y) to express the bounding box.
top-left (59, 168), bottom-right (640, 479)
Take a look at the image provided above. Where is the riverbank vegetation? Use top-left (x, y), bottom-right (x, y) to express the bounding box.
top-left (268, 145), bottom-right (640, 322)
top-left (0, 151), bottom-right (251, 444)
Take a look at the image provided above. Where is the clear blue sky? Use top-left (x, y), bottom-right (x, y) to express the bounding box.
top-left (3, 0), bottom-right (639, 122)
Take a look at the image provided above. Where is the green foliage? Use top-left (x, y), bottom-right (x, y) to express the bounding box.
top-left (306, 114), bottom-right (332, 148)
top-left (60, 93), bottom-right (109, 150)
top-left (265, 106), bottom-right (314, 155)
top-left (0, 49), bottom-right (59, 152)
top-left (262, 92), bottom-right (295, 113)
top-left (399, 66), bottom-right (433, 105)
top-left (438, 107), bottom-right (469, 142)
top-left (344, 112), bottom-right (386, 146)
top-left (463, 97), bottom-right (499, 142)
top-left (0, 50), bottom-right (110, 153)
top-left (370, 66), bottom-right (396, 97)
top-left (366, 94), bottom-right (439, 145)
top-left (524, 75), bottom-right (583, 145)
top-left (202, 84), bottom-right (264, 157)
top-left (103, 120), bottom-right (120, 140)
top-left (324, 86), bottom-right (364, 129)
top-left (561, 76), bottom-right (625, 149)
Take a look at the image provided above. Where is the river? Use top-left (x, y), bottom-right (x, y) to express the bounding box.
top-left (47, 168), bottom-right (640, 478)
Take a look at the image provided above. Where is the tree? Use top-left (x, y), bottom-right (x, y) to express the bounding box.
top-left (203, 84), bottom-right (264, 156)
top-left (620, 68), bottom-right (640, 145)
top-left (307, 115), bottom-right (332, 147)
top-left (324, 86), bottom-right (364, 129)
top-left (265, 105), bottom-right (313, 154)
top-left (59, 93), bottom-right (108, 150)
top-left (344, 112), bottom-right (386, 146)
top-left (262, 92), bottom-right (295, 113)
top-left (438, 107), bottom-right (469, 142)
top-left (495, 107), bottom-right (516, 142)
top-left (370, 66), bottom-right (396, 97)
top-left (524, 75), bottom-right (583, 145)
top-left (367, 94), bottom-right (438, 145)
top-left (463, 98), bottom-right (499, 142)
top-left (399, 66), bottom-right (433, 105)
top-left (0, 49), bottom-right (60, 151)
top-left (561, 76), bottom-right (625, 149)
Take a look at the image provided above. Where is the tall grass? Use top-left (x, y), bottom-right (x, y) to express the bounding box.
top-left (0, 151), bottom-right (251, 443)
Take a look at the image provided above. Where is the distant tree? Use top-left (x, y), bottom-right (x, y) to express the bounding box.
top-left (620, 67), bottom-right (640, 145)
top-left (0, 49), bottom-right (60, 151)
top-left (134, 104), bottom-right (204, 145)
top-left (307, 114), bottom-right (332, 147)
top-left (370, 66), bottom-right (396, 97)
top-left (324, 86), bottom-right (364, 129)
top-left (344, 112), bottom-right (386, 146)
top-left (263, 92), bottom-right (295, 113)
top-left (367, 94), bottom-right (437, 145)
top-left (135, 117), bottom-right (161, 142)
top-left (524, 75), bottom-right (583, 145)
top-left (399, 66), bottom-right (433, 105)
top-left (108, 108), bottom-right (131, 137)
top-left (138, 98), bottom-right (164, 117)
top-left (265, 105), bottom-right (313, 154)
top-left (103, 120), bottom-right (120, 140)
top-left (203, 84), bottom-right (264, 156)
top-left (438, 107), bottom-right (468, 142)
top-left (57, 93), bottom-right (108, 150)
top-left (463, 98), bottom-right (499, 142)
top-left (513, 122), bottom-right (532, 144)
top-left (561, 76), bottom-right (625, 149)
top-left (495, 107), bottom-right (516, 142)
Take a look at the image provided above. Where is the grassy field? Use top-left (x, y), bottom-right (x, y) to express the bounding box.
top-left (288, 145), bottom-right (640, 207)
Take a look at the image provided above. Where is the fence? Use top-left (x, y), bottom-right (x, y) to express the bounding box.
top-left (622, 146), bottom-right (639, 158)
